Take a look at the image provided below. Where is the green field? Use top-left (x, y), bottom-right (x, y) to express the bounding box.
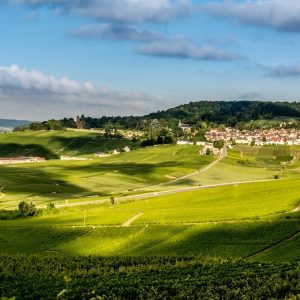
top-left (0, 141), bottom-right (213, 209)
top-left (1, 131), bottom-right (300, 299)
top-left (0, 131), bottom-right (300, 272)
top-left (1, 179), bottom-right (300, 261)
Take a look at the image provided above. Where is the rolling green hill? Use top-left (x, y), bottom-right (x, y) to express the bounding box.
top-left (0, 131), bottom-right (300, 298)
top-left (0, 130), bottom-right (135, 158)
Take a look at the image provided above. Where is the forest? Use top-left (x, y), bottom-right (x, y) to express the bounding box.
top-left (14, 101), bottom-right (300, 132)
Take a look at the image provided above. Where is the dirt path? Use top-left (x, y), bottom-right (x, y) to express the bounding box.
top-left (166, 145), bottom-right (227, 184)
top-left (122, 213), bottom-right (144, 227)
top-left (293, 204), bottom-right (300, 212)
top-left (55, 138), bottom-right (78, 154)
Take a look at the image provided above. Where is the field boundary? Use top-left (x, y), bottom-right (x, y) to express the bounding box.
top-left (244, 229), bottom-right (300, 260)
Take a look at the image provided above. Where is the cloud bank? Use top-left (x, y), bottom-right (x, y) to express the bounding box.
top-left (136, 39), bottom-right (244, 61)
top-left (269, 64), bottom-right (300, 78)
top-left (205, 0), bottom-right (300, 32)
top-left (0, 65), bottom-right (159, 119)
top-left (71, 24), bottom-right (163, 42)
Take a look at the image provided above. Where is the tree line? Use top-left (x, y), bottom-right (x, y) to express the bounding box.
top-left (14, 101), bottom-right (300, 132)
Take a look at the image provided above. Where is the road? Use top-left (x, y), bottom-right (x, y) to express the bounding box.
top-left (167, 144), bottom-right (227, 184)
top-left (51, 178), bottom-right (274, 209)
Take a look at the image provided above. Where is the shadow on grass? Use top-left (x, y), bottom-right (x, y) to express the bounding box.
top-left (49, 214), bottom-right (300, 260)
top-left (0, 143), bottom-right (59, 159)
top-left (0, 164), bottom-right (90, 205)
top-left (50, 136), bottom-right (133, 155)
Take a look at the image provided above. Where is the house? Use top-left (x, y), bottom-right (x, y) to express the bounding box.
top-left (177, 140), bottom-right (194, 145)
top-left (124, 146), bottom-right (131, 152)
top-left (200, 143), bottom-right (224, 156)
top-left (60, 155), bottom-right (88, 161)
top-left (178, 121), bottom-right (191, 132)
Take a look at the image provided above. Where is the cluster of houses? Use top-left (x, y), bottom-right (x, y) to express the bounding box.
top-left (206, 128), bottom-right (300, 146)
top-left (0, 156), bottom-right (45, 165)
top-left (176, 140), bottom-right (224, 156)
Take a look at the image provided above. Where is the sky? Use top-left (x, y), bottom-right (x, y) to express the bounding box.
top-left (1, 0), bottom-right (300, 120)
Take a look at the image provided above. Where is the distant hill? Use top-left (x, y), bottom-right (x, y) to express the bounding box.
top-left (74, 101), bottom-right (300, 129)
top-left (15, 101), bottom-right (300, 131)
top-left (0, 119), bottom-right (31, 131)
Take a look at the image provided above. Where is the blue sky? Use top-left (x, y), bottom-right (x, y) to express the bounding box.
top-left (1, 0), bottom-right (300, 120)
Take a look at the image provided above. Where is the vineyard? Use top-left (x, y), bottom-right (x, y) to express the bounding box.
top-left (0, 256), bottom-right (299, 299)
top-left (0, 132), bottom-right (300, 299)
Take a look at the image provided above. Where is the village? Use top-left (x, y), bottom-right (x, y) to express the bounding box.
top-left (205, 127), bottom-right (300, 146)
top-left (2, 126), bottom-right (300, 165)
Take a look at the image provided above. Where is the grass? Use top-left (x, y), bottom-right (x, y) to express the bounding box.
top-left (0, 143), bottom-right (214, 209)
top-left (0, 131), bottom-right (300, 263)
top-left (0, 130), bottom-right (134, 158)
top-left (1, 179), bottom-right (300, 261)
top-left (1, 217), bottom-right (299, 259)
top-left (2, 179), bottom-right (299, 227)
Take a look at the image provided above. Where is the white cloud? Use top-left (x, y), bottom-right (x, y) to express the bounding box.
top-left (205, 0), bottom-right (300, 32)
top-left (0, 65), bottom-right (159, 119)
top-left (6, 0), bottom-right (192, 23)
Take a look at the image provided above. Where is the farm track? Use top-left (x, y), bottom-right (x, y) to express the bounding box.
top-left (122, 213), bottom-right (144, 227)
top-left (244, 229), bottom-right (300, 260)
top-left (158, 145), bottom-right (227, 186)
top-left (293, 204), bottom-right (300, 212)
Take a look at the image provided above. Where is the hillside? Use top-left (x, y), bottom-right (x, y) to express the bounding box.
top-left (16, 101), bottom-right (300, 131)
top-left (0, 130), bottom-right (136, 159)
top-left (0, 131), bottom-right (300, 298)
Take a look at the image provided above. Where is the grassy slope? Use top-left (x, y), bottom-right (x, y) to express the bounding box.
top-left (0, 133), bottom-right (300, 262)
top-left (1, 180), bottom-right (300, 261)
top-left (0, 144), bottom-right (213, 209)
top-left (0, 130), bottom-right (134, 158)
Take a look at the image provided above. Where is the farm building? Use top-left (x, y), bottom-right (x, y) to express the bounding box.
top-left (0, 156), bottom-right (45, 165)
top-left (60, 155), bottom-right (88, 161)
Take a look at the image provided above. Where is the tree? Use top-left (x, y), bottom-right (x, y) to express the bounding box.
top-left (156, 136), bottom-right (164, 145)
top-left (213, 140), bottom-right (224, 150)
top-left (110, 197), bottom-right (115, 205)
top-left (18, 201), bottom-right (37, 217)
top-left (164, 135), bottom-right (175, 144)
top-left (47, 202), bottom-right (56, 212)
top-left (206, 148), bottom-right (211, 155)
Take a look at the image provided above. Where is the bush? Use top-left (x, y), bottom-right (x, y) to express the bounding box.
top-left (0, 209), bottom-right (20, 220)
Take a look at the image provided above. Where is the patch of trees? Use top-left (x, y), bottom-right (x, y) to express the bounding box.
top-left (213, 140), bottom-right (224, 150)
top-left (0, 201), bottom-right (53, 220)
top-left (0, 201), bottom-right (37, 220)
